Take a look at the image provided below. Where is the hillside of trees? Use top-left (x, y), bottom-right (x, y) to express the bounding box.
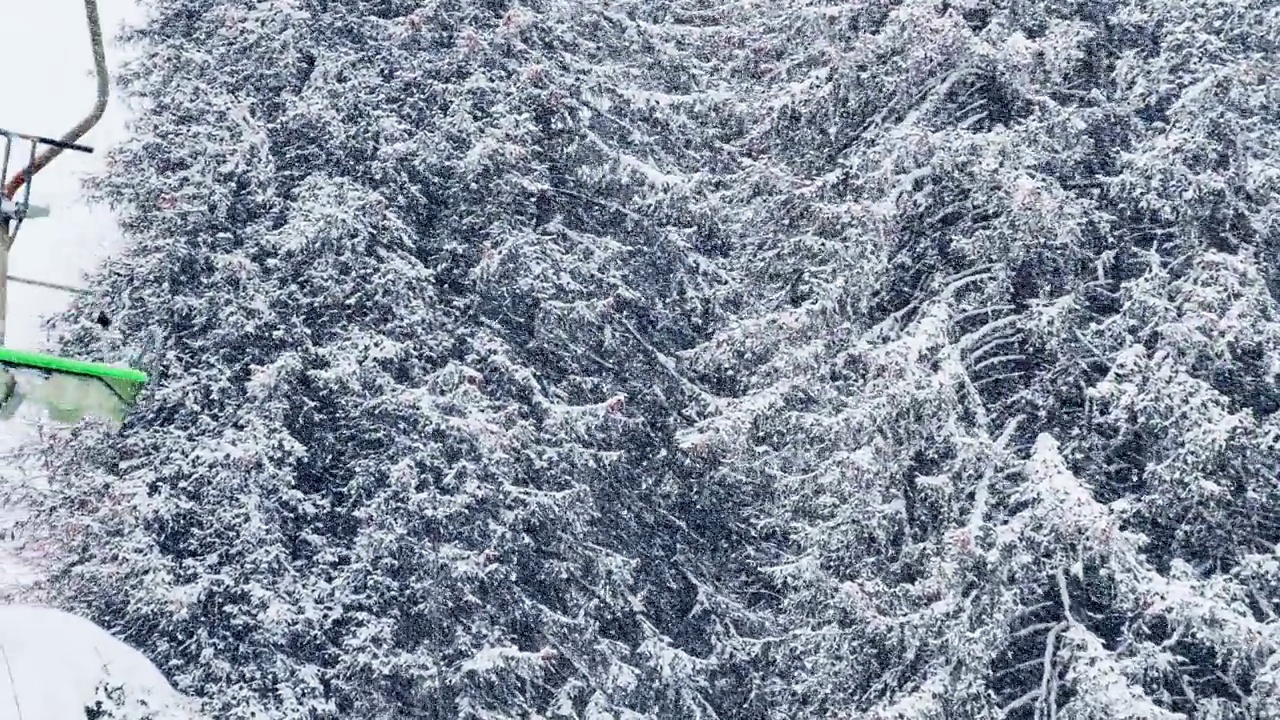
top-left (16, 0), bottom-right (1280, 717)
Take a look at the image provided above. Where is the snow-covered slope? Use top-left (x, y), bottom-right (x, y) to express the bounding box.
top-left (0, 605), bottom-right (200, 719)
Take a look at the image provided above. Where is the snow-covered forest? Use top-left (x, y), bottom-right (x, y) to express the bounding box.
top-left (13, 0), bottom-right (1280, 716)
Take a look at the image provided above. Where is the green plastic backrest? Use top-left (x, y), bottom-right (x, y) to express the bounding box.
top-left (0, 346), bottom-right (148, 403)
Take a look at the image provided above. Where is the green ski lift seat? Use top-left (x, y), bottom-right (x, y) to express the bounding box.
top-left (0, 347), bottom-right (147, 425)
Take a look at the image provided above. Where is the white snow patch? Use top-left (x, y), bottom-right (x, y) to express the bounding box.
top-left (0, 605), bottom-right (202, 719)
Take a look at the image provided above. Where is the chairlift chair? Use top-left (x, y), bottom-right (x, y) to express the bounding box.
top-left (0, 0), bottom-right (148, 426)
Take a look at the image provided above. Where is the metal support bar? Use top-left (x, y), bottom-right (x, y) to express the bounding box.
top-left (1, 130), bottom-right (93, 155)
top-left (9, 275), bottom-right (86, 294)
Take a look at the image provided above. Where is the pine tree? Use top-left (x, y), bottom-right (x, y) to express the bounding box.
top-left (28, 0), bottom-right (767, 717)
top-left (685, 0), bottom-right (1280, 714)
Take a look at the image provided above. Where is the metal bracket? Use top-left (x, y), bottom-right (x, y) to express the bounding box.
top-left (0, 132), bottom-right (38, 240)
top-left (0, 129), bottom-right (91, 238)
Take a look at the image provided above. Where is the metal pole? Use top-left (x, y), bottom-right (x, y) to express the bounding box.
top-left (0, 222), bottom-right (10, 346)
top-left (3, 0), bottom-right (108, 199)
top-left (4, 132), bottom-right (93, 154)
top-left (8, 275), bottom-right (86, 294)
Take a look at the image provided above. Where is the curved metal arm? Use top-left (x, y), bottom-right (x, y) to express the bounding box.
top-left (3, 0), bottom-right (109, 199)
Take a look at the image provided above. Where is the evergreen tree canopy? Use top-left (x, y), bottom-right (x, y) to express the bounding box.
top-left (18, 0), bottom-right (1280, 717)
top-left (682, 0), bottom-right (1280, 714)
top-left (30, 0), bottom-right (766, 717)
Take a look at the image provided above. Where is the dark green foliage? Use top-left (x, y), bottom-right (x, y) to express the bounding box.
top-left (31, 0), bottom-right (768, 718)
top-left (25, 0), bottom-right (1280, 716)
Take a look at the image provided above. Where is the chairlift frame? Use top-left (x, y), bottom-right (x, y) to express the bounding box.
top-left (0, 131), bottom-right (95, 343)
top-left (0, 0), bottom-right (150, 425)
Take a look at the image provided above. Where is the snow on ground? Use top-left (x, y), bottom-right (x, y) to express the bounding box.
top-left (0, 0), bottom-right (141, 599)
top-left (0, 605), bottom-right (200, 719)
